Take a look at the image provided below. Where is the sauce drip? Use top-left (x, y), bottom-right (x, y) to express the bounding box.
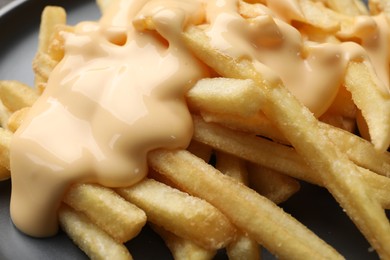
top-left (10, 0), bottom-right (207, 237)
top-left (9, 0), bottom-right (389, 237)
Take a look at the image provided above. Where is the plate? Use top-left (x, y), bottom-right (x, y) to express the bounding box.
top-left (0, 0), bottom-right (383, 259)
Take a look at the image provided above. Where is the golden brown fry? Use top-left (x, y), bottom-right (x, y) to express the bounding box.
top-left (193, 116), bottom-right (390, 208)
top-left (216, 151), bottom-right (248, 185)
top-left (187, 78), bottom-right (262, 117)
top-left (151, 225), bottom-right (217, 260)
top-left (247, 163), bottom-right (300, 205)
top-left (117, 178), bottom-right (236, 250)
top-left (226, 232), bottom-right (260, 260)
top-left (344, 61), bottom-right (390, 151)
top-left (0, 81), bottom-right (39, 112)
top-left (37, 6), bottom-right (66, 53)
top-left (33, 52), bottom-right (59, 83)
top-left (59, 205), bottom-right (132, 260)
top-left (63, 183), bottom-right (146, 243)
top-left (215, 151), bottom-right (261, 260)
top-left (35, 6), bottom-right (66, 88)
top-left (149, 149), bottom-right (343, 259)
top-left (183, 27), bottom-right (390, 257)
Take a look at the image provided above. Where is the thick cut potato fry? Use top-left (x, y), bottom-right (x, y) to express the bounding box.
top-left (151, 225), bottom-right (217, 260)
top-left (0, 81), bottom-right (39, 112)
top-left (117, 178), bottom-right (236, 250)
top-left (183, 26), bottom-right (390, 258)
top-left (59, 205), bottom-right (132, 260)
top-left (64, 183), bottom-right (146, 243)
top-left (149, 149), bottom-right (343, 259)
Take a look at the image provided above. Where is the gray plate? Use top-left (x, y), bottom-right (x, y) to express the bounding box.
top-left (0, 0), bottom-right (383, 259)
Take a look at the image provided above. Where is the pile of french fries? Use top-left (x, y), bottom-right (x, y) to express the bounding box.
top-left (1, 0), bottom-right (390, 259)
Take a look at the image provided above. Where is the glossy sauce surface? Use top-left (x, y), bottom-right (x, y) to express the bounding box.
top-left (10, 0), bottom-right (389, 237)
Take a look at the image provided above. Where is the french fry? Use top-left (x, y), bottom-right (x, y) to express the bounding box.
top-left (247, 163), bottom-right (301, 205)
top-left (187, 78), bottom-right (263, 117)
top-left (96, 0), bottom-right (118, 14)
top-left (216, 151), bottom-right (249, 185)
top-left (183, 26), bottom-right (390, 258)
top-left (344, 61), bottom-right (390, 151)
top-left (226, 233), bottom-right (260, 260)
top-left (151, 225), bottom-right (217, 260)
top-left (37, 6), bottom-right (66, 54)
top-left (215, 152), bottom-right (261, 260)
top-left (0, 81), bottom-right (39, 112)
top-left (35, 6), bottom-right (66, 88)
top-left (193, 115), bottom-right (390, 205)
top-left (149, 149), bottom-right (343, 259)
top-left (116, 178), bottom-right (236, 250)
top-left (63, 183), bottom-right (146, 243)
top-left (58, 205), bottom-right (132, 260)
top-left (7, 107), bottom-right (30, 133)
top-left (0, 127), bottom-right (12, 171)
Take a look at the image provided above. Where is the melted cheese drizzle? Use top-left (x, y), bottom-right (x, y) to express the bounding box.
top-left (10, 0), bottom-right (389, 237)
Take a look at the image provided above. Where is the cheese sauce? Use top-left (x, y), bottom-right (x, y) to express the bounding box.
top-left (9, 0), bottom-right (390, 237)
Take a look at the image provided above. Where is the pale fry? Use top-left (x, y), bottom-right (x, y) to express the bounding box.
top-left (0, 81), bottom-right (39, 112)
top-left (37, 6), bottom-right (66, 54)
top-left (187, 78), bottom-right (263, 117)
top-left (183, 26), bottom-right (390, 257)
top-left (63, 183), bottom-right (146, 243)
top-left (198, 116), bottom-right (390, 209)
top-left (186, 140), bottom-right (213, 163)
top-left (369, 0), bottom-right (390, 15)
top-left (151, 225), bottom-right (217, 260)
top-left (149, 149), bottom-right (343, 259)
top-left (247, 163), bottom-right (301, 205)
top-left (0, 165), bottom-right (10, 181)
top-left (117, 178), bottom-right (236, 250)
top-left (226, 233), bottom-right (260, 260)
top-left (33, 52), bottom-right (59, 83)
top-left (7, 107), bottom-right (30, 133)
top-left (215, 151), bottom-right (261, 260)
top-left (344, 61), bottom-right (390, 151)
top-left (216, 151), bottom-right (249, 185)
top-left (58, 205), bottom-right (133, 260)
